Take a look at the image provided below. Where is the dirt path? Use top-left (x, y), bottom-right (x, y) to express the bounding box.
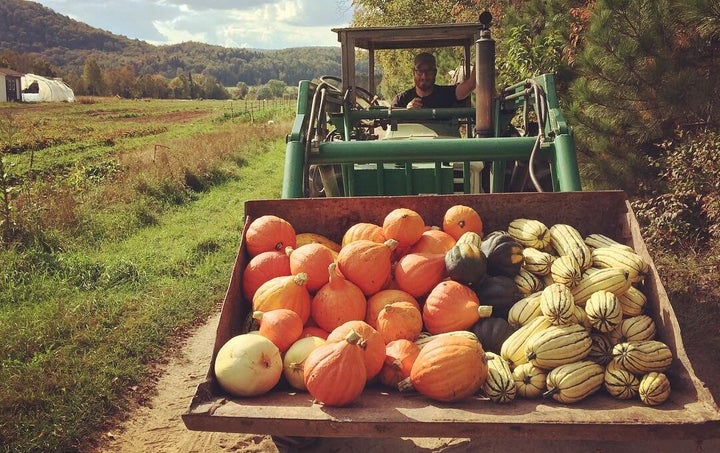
top-left (91, 310), bottom-right (720, 453)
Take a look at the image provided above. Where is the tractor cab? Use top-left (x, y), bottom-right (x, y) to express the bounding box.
top-left (282, 14), bottom-right (581, 198)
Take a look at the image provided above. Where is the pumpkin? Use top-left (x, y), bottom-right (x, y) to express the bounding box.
top-left (376, 301), bottom-right (423, 343)
top-left (253, 309), bottom-right (304, 353)
top-left (301, 325), bottom-right (330, 339)
top-left (214, 333), bottom-right (283, 397)
top-left (471, 317), bottom-right (517, 354)
top-left (287, 243), bottom-right (336, 293)
top-left (442, 204), bottom-right (483, 240)
top-left (326, 320), bottom-right (385, 381)
top-left (393, 252), bottom-right (447, 298)
top-left (382, 207), bottom-right (425, 248)
top-left (242, 250), bottom-right (291, 302)
top-left (341, 222), bottom-right (386, 247)
top-left (295, 232), bottom-right (341, 253)
top-left (480, 231), bottom-right (524, 277)
top-left (304, 329), bottom-right (367, 406)
top-left (423, 280), bottom-right (493, 334)
top-left (400, 334), bottom-right (488, 402)
top-left (444, 242), bottom-right (487, 287)
top-left (337, 239), bottom-right (398, 296)
top-left (283, 336), bottom-right (327, 390)
top-left (473, 275), bottom-right (524, 319)
top-left (379, 339), bottom-right (420, 388)
top-left (311, 263), bottom-right (367, 332)
top-left (245, 215), bottom-right (297, 257)
top-left (252, 273), bottom-right (312, 324)
top-left (365, 289), bottom-right (420, 329)
top-left (408, 228), bottom-right (456, 254)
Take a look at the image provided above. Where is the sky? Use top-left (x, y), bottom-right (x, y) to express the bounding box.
top-left (32, 0), bottom-right (356, 49)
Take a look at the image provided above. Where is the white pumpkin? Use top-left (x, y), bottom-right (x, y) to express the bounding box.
top-left (283, 336), bottom-right (327, 390)
top-left (214, 333), bottom-right (282, 397)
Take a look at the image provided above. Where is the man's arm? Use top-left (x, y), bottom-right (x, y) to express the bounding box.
top-left (455, 67), bottom-right (476, 101)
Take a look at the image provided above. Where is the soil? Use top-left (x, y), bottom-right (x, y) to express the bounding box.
top-left (89, 309), bottom-right (720, 453)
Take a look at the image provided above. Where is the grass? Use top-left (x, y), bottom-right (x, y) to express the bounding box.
top-left (0, 98), bottom-right (291, 453)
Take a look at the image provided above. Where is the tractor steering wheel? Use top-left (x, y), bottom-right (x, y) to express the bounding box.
top-left (319, 75), bottom-right (377, 107)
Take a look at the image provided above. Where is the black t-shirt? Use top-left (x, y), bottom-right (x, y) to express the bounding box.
top-left (391, 84), bottom-right (461, 108)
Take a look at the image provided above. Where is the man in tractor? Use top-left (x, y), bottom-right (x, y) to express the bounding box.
top-left (391, 52), bottom-right (475, 109)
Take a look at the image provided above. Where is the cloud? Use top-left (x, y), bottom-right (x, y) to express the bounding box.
top-left (35, 0), bottom-right (354, 49)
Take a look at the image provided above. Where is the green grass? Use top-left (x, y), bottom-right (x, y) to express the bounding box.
top-left (0, 99), bottom-right (290, 453)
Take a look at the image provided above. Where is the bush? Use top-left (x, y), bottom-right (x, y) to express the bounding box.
top-left (632, 129), bottom-right (720, 251)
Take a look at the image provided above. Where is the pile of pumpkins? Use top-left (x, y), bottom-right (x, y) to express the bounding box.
top-left (214, 205), bottom-right (672, 408)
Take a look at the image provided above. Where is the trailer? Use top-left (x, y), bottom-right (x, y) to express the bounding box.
top-left (183, 17), bottom-right (720, 446)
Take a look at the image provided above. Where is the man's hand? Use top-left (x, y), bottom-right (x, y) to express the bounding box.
top-left (406, 97), bottom-right (422, 109)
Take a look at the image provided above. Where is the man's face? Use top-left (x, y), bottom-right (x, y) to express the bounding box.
top-left (414, 64), bottom-right (437, 91)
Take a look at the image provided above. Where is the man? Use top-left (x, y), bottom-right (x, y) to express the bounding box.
top-left (391, 52), bottom-right (476, 109)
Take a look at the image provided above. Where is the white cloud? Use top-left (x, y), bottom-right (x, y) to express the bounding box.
top-left (34, 0), bottom-right (354, 49)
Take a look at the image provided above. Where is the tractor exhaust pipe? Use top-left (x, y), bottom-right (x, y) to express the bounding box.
top-left (475, 11), bottom-right (495, 138)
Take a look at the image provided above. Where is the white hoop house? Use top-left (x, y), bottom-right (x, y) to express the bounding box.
top-left (21, 74), bottom-right (75, 102)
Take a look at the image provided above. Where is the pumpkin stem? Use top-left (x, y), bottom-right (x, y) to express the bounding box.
top-left (397, 376), bottom-right (415, 393)
top-left (542, 387), bottom-right (559, 398)
top-left (344, 329), bottom-right (362, 345)
top-left (477, 305), bottom-right (493, 318)
top-left (252, 311), bottom-right (264, 322)
top-left (292, 272), bottom-right (309, 286)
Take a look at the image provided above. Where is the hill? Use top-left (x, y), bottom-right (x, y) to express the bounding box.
top-left (0, 0), bottom-right (345, 86)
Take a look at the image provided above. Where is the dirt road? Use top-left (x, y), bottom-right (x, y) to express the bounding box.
top-left (91, 310), bottom-right (720, 453)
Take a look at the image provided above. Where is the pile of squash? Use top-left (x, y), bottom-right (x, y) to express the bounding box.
top-left (214, 205), bottom-right (672, 408)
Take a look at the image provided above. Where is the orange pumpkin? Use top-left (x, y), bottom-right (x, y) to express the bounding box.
top-left (327, 320), bottom-right (385, 381)
top-left (253, 309), bottom-right (303, 353)
top-left (337, 239), bottom-right (398, 296)
top-left (408, 228), bottom-right (457, 255)
top-left (311, 263), bottom-right (367, 332)
top-left (402, 334), bottom-right (488, 402)
top-left (287, 243), bottom-right (336, 293)
top-left (393, 252), bottom-right (448, 298)
top-left (253, 273), bottom-right (311, 324)
top-left (422, 280), bottom-right (491, 334)
top-left (304, 329), bottom-right (367, 407)
top-left (376, 301), bottom-right (423, 343)
top-left (245, 215), bottom-right (297, 257)
top-left (341, 222), bottom-right (386, 247)
top-left (382, 208), bottom-right (425, 248)
top-left (242, 250), bottom-right (291, 302)
top-left (365, 289), bottom-right (420, 329)
top-left (300, 325), bottom-right (330, 340)
top-left (442, 205), bottom-right (483, 241)
top-left (379, 339), bottom-right (420, 388)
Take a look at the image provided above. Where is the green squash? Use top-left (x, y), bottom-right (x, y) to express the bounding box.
top-left (445, 242), bottom-right (487, 287)
top-left (472, 317), bottom-right (517, 354)
top-left (474, 275), bottom-right (524, 319)
top-left (481, 230), bottom-right (524, 277)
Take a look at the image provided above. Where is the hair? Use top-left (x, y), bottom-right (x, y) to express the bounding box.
top-left (413, 52), bottom-right (436, 69)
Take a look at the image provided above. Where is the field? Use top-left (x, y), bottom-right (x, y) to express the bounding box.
top-left (1, 98), bottom-right (719, 453)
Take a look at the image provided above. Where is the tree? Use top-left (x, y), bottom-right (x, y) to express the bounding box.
top-left (265, 79), bottom-right (287, 98)
top-left (234, 81), bottom-right (249, 99)
top-left (104, 65), bottom-right (135, 98)
top-left (83, 58), bottom-right (105, 96)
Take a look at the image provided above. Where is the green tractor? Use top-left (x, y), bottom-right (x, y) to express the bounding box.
top-left (282, 13), bottom-right (581, 199)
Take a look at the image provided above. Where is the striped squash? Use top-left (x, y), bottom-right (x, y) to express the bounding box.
top-left (571, 268), bottom-right (632, 306)
top-left (583, 233), bottom-right (635, 253)
top-left (414, 330), bottom-right (479, 350)
top-left (550, 253), bottom-right (583, 288)
top-left (612, 340), bottom-right (673, 374)
top-left (526, 323), bottom-right (592, 370)
top-left (508, 218), bottom-right (551, 250)
top-left (512, 362), bottom-right (547, 399)
top-left (514, 268), bottom-right (544, 296)
top-left (540, 283), bottom-right (576, 326)
top-left (549, 224), bottom-right (592, 271)
top-left (586, 332), bottom-right (614, 365)
top-left (544, 360), bottom-right (604, 404)
top-left (617, 286), bottom-right (647, 317)
top-left (584, 290), bottom-right (623, 333)
top-left (609, 315), bottom-right (657, 344)
top-left (483, 352), bottom-right (517, 404)
top-left (604, 365), bottom-right (640, 400)
top-left (507, 291), bottom-right (543, 329)
top-left (522, 247), bottom-right (555, 276)
top-left (500, 315), bottom-right (552, 369)
top-left (639, 371), bottom-right (671, 406)
top-left (591, 246), bottom-right (650, 284)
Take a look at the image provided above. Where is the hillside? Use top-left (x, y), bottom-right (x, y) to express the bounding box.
top-left (0, 0), bottom-right (347, 86)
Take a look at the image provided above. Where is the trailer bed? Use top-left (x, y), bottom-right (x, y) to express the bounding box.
top-left (182, 191), bottom-right (720, 440)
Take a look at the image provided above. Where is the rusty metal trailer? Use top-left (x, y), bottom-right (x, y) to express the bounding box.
top-left (182, 191), bottom-right (720, 441)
